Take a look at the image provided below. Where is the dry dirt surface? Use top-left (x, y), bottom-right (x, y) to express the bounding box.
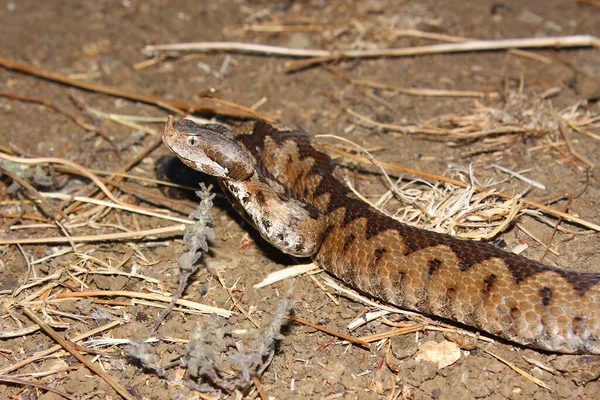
top-left (1, 1), bottom-right (600, 399)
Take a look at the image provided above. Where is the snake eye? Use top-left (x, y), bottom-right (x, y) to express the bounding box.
top-left (187, 136), bottom-right (198, 146)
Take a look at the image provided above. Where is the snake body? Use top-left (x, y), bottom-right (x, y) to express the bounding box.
top-left (163, 116), bottom-right (600, 354)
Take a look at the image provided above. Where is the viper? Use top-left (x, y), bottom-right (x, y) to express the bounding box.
top-left (162, 116), bottom-right (600, 354)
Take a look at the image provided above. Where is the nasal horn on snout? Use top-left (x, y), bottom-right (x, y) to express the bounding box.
top-left (163, 116), bottom-right (255, 181)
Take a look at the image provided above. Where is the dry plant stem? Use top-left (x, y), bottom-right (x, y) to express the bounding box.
top-left (0, 56), bottom-right (273, 120)
top-left (62, 135), bottom-right (165, 215)
top-left (393, 29), bottom-right (551, 63)
top-left (284, 35), bottom-right (600, 70)
top-left (0, 375), bottom-right (75, 400)
top-left (216, 270), bottom-right (262, 330)
top-left (323, 278), bottom-right (422, 317)
top-left (346, 108), bottom-right (448, 135)
top-left (251, 376), bottom-right (268, 400)
top-left (49, 170), bottom-right (198, 212)
top-left (0, 166), bottom-right (69, 222)
top-left (0, 213), bottom-right (51, 222)
top-left (85, 107), bottom-right (167, 134)
top-left (483, 349), bottom-right (551, 390)
top-left (0, 144), bottom-right (15, 155)
top-left (319, 143), bottom-right (600, 232)
top-left (323, 65), bottom-right (494, 99)
top-left (0, 152), bottom-right (157, 214)
top-left (50, 290), bottom-right (232, 317)
top-left (254, 263), bottom-right (320, 289)
top-left (16, 243), bottom-right (34, 284)
top-left (541, 198), bottom-right (572, 263)
top-left (288, 316), bottom-right (369, 347)
top-left (40, 193), bottom-right (192, 224)
top-left (198, 95), bottom-right (269, 118)
top-left (0, 90), bottom-right (120, 156)
top-left (0, 325), bottom-right (40, 339)
top-left (557, 120), bottom-right (595, 168)
top-left (56, 165), bottom-right (199, 192)
top-left (21, 308), bottom-right (135, 400)
top-left (245, 23), bottom-right (323, 33)
top-left (0, 321), bottom-right (121, 375)
top-left (352, 79), bottom-right (497, 98)
top-left (145, 35), bottom-right (599, 60)
top-left (0, 224), bottom-right (187, 245)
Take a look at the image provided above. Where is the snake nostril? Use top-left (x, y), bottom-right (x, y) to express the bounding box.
top-left (187, 136), bottom-right (198, 146)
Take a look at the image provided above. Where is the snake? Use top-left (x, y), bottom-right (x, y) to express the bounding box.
top-left (162, 115), bottom-right (600, 354)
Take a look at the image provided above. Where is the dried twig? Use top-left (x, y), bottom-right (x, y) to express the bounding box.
top-left (21, 307), bottom-right (135, 400)
top-left (0, 90), bottom-right (120, 156)
top-left (143, 35), bottom-right (599, 72)
top-left (43, 290), bottom-right (232, 317)
top-left (288, 316), bottom-right (369, 347)
top-left (39, 192), bottom-right (191, 224)
top-left (0, 166), bottom-right (69, 222)
top-left (145, 35), bottom-right (599, 59)
top-left (0, 56), bottom-right (273, 120)
top-left (0, 375), bottom-right (75, 400)
top-left (0, 152), bottom-right (157, 214)
top-left (0, 321), bottom-right (121, 375)
top-left (352, 79), bottom-right (498, 98)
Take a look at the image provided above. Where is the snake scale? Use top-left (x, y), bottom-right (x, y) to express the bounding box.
top-left (162, 116), bottom-right (600, 354)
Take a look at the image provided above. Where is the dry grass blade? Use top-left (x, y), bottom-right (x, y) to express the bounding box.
top-left (346, 108), bottom-right (450, 135)
top-left (352, 79), bottom-right (498, 98)
top-left (459, 197), bottom-right (523, 240)
top-left (254, 263), bottom-right (320, 288)
top-left (0, 152), bottom-right (158, 214)
top-left (21, 308), bottom-right (135, 400)
top-left (40, 192), bottom-right (192, 224)
top-left (483, 349), bottom-right (552, 391)
top-left (64, 134), bottom-right (165, 215)
top-left (557, 120), bottom-right (595, 168)
top-left (492, 164), bottom-right (546, 190)
top-left (0, 212), bottom-right (50, 222)
top-left (58, 166), bottom-right (199, 192)
top-left (215, 270), bottom-right (262, 330)
top-left (0, 224), bottom-right (187, 245)
top-left (48, 290), bottom-right (232, 317)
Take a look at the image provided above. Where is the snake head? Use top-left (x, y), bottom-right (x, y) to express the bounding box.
top-left (163, 116), bottom-right (255, 181)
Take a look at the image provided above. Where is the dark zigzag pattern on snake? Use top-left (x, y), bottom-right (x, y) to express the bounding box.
top-left (164, 118), bottom-right (600, 354)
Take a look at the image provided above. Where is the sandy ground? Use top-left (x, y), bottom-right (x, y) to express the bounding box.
top-left (1, 1), bottom-right (600, 399)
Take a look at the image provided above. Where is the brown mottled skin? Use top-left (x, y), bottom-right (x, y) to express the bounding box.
top-left (163, 116), bottom-right (600, 354)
